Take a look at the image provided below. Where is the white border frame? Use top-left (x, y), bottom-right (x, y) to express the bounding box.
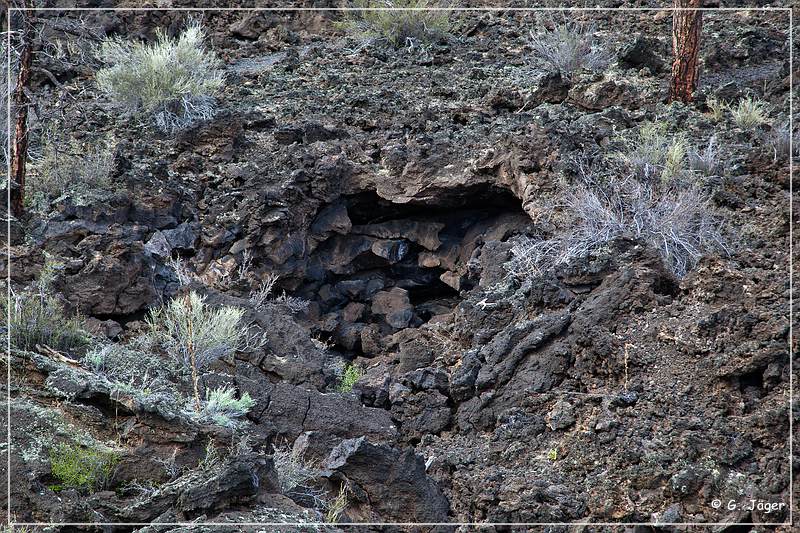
top-left (4, 4), bottom-right (794, 529)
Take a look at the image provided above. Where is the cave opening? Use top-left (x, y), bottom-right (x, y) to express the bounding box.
top-left (296, 185), bottom-right (531, 355)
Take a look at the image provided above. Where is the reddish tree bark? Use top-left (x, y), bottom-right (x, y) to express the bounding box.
top-left (10, 20), bottom-right (32, 220)
top-left (669, 0), bottom-right (703, 103)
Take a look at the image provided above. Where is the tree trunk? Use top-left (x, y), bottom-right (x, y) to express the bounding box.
top-left (10, 12), bottom-right (33, 219)
top-left (669, 0), bottom-right (703, 103)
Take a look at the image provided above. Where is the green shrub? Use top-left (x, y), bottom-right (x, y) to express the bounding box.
top-left (83, 342), bottom-right (177, 399)
top-left (49, 442), bottom-right (119, 492)
top-left (147, 291), bottom-right (246, 410)
top-left (617, 122), bottom-right (689, 184)
top-left (339, 0), bottom-right (450, 48)
top-left (730, 96), bottom-right (769, 129)
top-left (200, 386), bottom-right (255, 427)
top-left (325, 485), bottom-right (349, 523)
top-left (506, 123), bottom-right (728, 279)
top-left (96, 21), bottom-right (224, 133)
top-left (1, 257), bottom-right (90, 353)
top-left (337, 364), bottom-right (364, 393)
top-left (705, 96), bottom-right (727, 122)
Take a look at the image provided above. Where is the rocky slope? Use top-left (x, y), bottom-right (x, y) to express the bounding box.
top-left (2, 1), bottom-right (797, 531)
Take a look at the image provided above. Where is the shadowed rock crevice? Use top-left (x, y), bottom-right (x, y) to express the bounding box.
top-left (297, 186), bottom-right (532, 355)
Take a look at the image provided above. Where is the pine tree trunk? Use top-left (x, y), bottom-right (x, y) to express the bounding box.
top-left (10, 10), bottom-right (33, 219)
top-left (669, 0), bottom-right (703, 103)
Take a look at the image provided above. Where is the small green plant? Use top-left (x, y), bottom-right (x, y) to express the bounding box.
top-left (547, 448), bottom-right (558, 461)
top-left (337, 363), bottom-right (364, 393)
top-left (730, 96), bottom-right (770, 129)
top-left (84, 348), bottom-right (106, 372)
top-left (617, 122), bottom-right (688, 184)
top-left (96, 21), bottom-right (224, 133)
top-left (325, 484), bottom-right (349, 523)
top-left (705, 96), bottom-right (727, 122)
top-left (49, 443), bottom-right (119, 493)
top-left (661, 136), bottom-right (688, 184)
top-left (200, 386), bottom-right (255, 427)
top-left (339, 0), bottom-right (451, 48)
top-left (147, 291), bottom-right (247, 411)
top-left (1, 256), bottom-right (91, 353)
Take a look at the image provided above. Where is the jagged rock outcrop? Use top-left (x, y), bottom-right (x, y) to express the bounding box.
top-left (324, 437), bottom-right (450, 523)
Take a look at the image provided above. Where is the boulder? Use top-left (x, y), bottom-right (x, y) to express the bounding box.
top-left (371, 287), bottom-right (415, 329)
top-left (324, 437), bottom-right (450, 522)
top-left (255, 382), bottom-right (398, 445)
top-left (618, 34), bottom-right (666, 73)
top-left (177, 454), bottom-right (279, 514)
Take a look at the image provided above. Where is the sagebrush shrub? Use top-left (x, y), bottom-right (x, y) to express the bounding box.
top-left (507, 180), bottom-right (727, 279)
top-left (199, 386), bottom-right (255, 427)
top-left (617, 122), bottom-right (689, 183)
top-left (96, 22), bottom-right (224, 133)
top-left (3, 291), bottom-right (90, 354)
top-left (2, 258), bottom-right (90, 353)
top-left (147, 291), bottom-right (246, 409)
top-left (274, 291), bottom-right (311, 314)
top-left (167, 256), bottom-right (198, 287)
top-left (272, 443), bottom-right (321, 495)
top-left (340, 0), bottom-right (450, 48)
top-left (730, 96), bottom-right (769, 129)
top-left (84, 342), bottom-right (176, 398)
top-left (249, 274), bottom-right (279, 310)
top-left (529, 18), bottom-right (609, 80)
top-left (688, 136), bottom-right (720, 177)
top-left (271, 443), bottom-right (349, 515)
top-left (49, 443), bottom-right (119, 493)
top-left (507, 122), bottom-right (728, 279)
top-left (248, 274), bottom-right (310, 314)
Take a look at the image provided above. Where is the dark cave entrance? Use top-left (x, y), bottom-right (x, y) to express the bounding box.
top-left (296, 185), bottom-right (531, 355)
